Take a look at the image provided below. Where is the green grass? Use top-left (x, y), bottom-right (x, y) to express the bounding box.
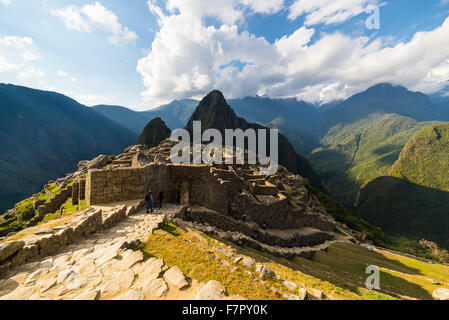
top-left (142, 222), bottom-right (409, 300)
top-left (39, 198), bottom-right (87, 225)
top-left (142, 223), bottom-right (280, 300)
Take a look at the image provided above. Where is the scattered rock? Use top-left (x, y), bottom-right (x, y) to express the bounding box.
top-left (299, 288), bottom-right (308, 300)
top-left (0, 241), bottom-right (25, 263)
top-left (283, 280), bottom-right (299, 291)
top-left (140, 258), bottom-right (165, 280)
top-left (74, 290), bottom-right (100, 300)
top-left (308, 288), bottom-right (325, 299)
top-left (25, 268), bottom-right (49, 285)
top-left (163, 266), bottom-right (189, 289)
top-left (428, 279), bottom-right (441, 285)
top-left (234, 257), bottom-right (242, 263)
top-left (0, 286), bottom-right (35, 300)
top-left (101, 279), bottom-right (121, 297)
top-left (283, 292), bottom-right (300, 300)
top-left (117, 289), bottom-right (145, 300)
top-left (112, 250), bottom-right (143, 271)
top-left (432, 288), bottom-right (449, 300)
top-left (94, 246), bottom-right (120, 266)
top-left (57, 268), bottom-right (76, 284)
top-left (196, 280), bottom-right (228, 300)
top-left (40, 258), bottom-right (53, 269)
top-left (35, 228), bottom-right (53, 235)
top-left (259, 266), bottom-right (272, 278)
top-left (38, 278), bottom-right (57, 293)
top-left (142, 278), bottom-right (169, 297)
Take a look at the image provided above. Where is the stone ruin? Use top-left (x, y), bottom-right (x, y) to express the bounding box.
top-left (73, 140), bottom-right (339, 258)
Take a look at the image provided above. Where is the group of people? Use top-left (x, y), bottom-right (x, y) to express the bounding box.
top-left (145, 191), bottom-right (164, 214)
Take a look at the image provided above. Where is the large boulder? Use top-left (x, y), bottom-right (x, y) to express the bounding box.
top-left (163, 266), bottom-right (189, 289)
top-left (432, 288), bottom-right (449, 300)
top-left (196, 280), bottom-right (228, 300)
top-left (79, 155), bottom-right (109, 170)
top-left (0, 241), bottom-right (25, 263)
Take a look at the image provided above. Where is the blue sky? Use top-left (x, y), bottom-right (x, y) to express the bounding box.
top-left (1, 0), bottom-right (449, 110)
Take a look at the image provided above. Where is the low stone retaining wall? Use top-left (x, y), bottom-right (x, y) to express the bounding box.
top-left (0, 200), bottom-right (145, 278)
top-left (37, 186), bottom-right (73, 220)
top-left (184, 207), bottom-right (332, 248)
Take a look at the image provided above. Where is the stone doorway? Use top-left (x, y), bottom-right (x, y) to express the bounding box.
top-left (180, 181), bottom-right (189, 205)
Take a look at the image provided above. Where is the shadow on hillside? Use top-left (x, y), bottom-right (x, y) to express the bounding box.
top-left (357, 176), bottom-right (449, 249)
top-left (372, 144), bottom-right (399, 156)
top-left (308, 148), bottom-right (359, 204)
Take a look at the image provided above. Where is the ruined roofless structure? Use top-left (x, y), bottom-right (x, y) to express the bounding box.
top-left (74, 140), bottom-right (339, 258)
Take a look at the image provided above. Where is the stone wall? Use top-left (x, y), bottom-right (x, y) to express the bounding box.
top-left (37, 186), bottom-right (72, 220)
top-left (184, 207), bottom-right (332, 248)
top-left (85, 164), bottom-right (213, 208)
top-left (72, 181), bottom-right (79, 205)
top-left (78, 179), bottom-right (86, 201)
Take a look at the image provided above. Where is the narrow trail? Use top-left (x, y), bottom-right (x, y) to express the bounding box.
top-left (0, 204), bottom-right (204, 300)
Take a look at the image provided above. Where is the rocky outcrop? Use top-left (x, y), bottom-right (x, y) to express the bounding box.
top-left (137, 118), bottom-right (172, 149)
top-left (0, 241), bottom-right (24, 263)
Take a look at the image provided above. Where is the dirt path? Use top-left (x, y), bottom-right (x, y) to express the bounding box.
top-left (0, 204), bottom-right (203, 300)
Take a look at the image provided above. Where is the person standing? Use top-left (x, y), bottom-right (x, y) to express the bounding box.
top-left (145, 191), bottom-right (154, 214)
top-left (157, 191), bottom-right (164, 209)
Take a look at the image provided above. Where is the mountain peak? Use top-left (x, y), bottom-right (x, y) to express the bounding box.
top-left (186, 90), bottom-right (241, 132)
top-left (137, 117), bottom-right (172, 148)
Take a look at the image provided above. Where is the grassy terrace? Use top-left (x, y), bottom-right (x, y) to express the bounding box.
top-left (142, 221), bottom-right (449, 300)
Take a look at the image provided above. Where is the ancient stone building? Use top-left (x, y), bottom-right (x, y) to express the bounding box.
top-left (73, 141), bottom-right (337, 257)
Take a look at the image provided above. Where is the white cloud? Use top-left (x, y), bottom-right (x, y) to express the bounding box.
top-left (0, 0), bottom-right (11, 7)
top-left (288, 0), bottom-right (379, 25)
top-left (138, 1), bottom-right (449, 106)
top-left (50, 6), bottom-right (90, 32)
top-left (0, 36), bottom-right (41, 73)
top-left (16, 67), bottom-right (46, 87)
top-left (57, 70), bottom-right (68, 77)
top-left (239, 0), bottom-right (285, 14)
top-left (51, 2), bottom-right (137, 46)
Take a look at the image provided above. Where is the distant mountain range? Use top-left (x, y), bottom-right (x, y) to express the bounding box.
top-left (2, 82), bottom-right (449, 249)
top-left (0, 84), bottom-right (137, 212)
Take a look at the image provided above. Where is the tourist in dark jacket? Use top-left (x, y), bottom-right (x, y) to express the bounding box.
top-left (145, 191), bottom-right (154, 213)
top-left (157, 191), bottom-right (164, 209)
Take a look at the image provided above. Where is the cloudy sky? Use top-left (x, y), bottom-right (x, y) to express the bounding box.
top-left (1, 0), bottom-right (449, 110)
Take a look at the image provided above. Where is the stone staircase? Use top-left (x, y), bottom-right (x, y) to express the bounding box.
top-left (0, 204), bottom-right (217, 300)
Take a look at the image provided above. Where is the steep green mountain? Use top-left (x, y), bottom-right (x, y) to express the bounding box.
top-left (137, 117), bottom-right (172, 148)
top-left (389, 122), bottom-right (449, 191)
top-left (185, 90), bottom-right (324, 190)
top-left (309, 113), bottom-right (439, 204)
top-left (0, 84), bottom-right (137, 213)
top-left (93, 99), bottom-right (197, 134)
top-left (356, 122), bottom-right (449, 248)
top-left (320, 83), bottom-right (438, 133)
